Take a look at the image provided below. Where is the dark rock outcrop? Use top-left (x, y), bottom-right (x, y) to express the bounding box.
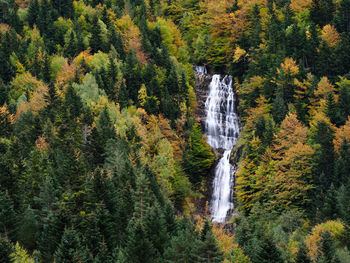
top-left (194, 71), bottom-right (212, 127)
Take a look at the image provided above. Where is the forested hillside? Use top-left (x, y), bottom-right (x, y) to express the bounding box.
top-left (0, 0), bottom-right (349, 262)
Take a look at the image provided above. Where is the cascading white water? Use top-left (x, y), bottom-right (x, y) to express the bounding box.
top-left (204, 74), bottom-right (240, 223)
top-left (194, 65), bottom-right (207, 75)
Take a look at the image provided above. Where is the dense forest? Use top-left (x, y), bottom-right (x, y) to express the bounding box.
top-left (0, 0), bottom-right (350, 262)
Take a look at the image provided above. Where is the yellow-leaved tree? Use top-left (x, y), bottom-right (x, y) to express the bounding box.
top-left (269, 113), bottom-right (314, 211)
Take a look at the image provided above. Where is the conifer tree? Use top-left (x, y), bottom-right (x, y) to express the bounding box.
top-left (310, 0), bottom-right (335, 27)
top-left (54, 228), bottom-right (86, 263)
top-left (334, 0), bottom-right (350, 34)
top-left (273, 92), bottom-right (287, 124)
top-left (64, 31), bottom-right (77, 59)
top-left (337, 183), bottom-right (350, 224)
top-left (256, 235), bottom-right (283, 263)
top-left (335, 139), bottom-right (350, 186)
top-left (142, 206), bottom-right (168, 254)
top-left (109, 27), bottom-right (125, 60)
top-left (52, 0), bottom-right (74, 18)
top-left (318, 231), bottom-right (340, 263)
top-left (119, 221), bottom-right (158, 263)
top-left (106, 56), bottom-right (118, 99)
top-left (90, 15), bottom-right (103, 54)
top-left (322, 184), bottom-right (339, 220)
top-left (325, 92), bottom-right (341, 126)
top-left (132, 172), bottom-right (153, 219)
top-left (200, 221), bottom-right (224, 263)
top-left (27, 0), bottom-right (39, 27)
top-left (0, 236), bottom-right (13, 263)
top-left (164, 228), bottom-right (204, 263)
top-left (295, 241), bottom-right (312, 263)
top-left (124, 50), bottom-right (142, 102)
top-left (337, 86), bottom-right (350, 124)
top-left (0, 190), bottom-right (17, 241)
top-left (118, 82), bottom-right (129, 109)
top-left (65, 85), bottom-right (83, 120)
top-left (18, 205), bottom-right (38, 251)
top-left (312, 120), bottom-right (335, 191)
top-left (37, 211), bottom-right (61, 263)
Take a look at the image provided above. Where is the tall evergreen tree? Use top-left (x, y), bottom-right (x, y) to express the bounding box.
top-left (124, 50), bottom-right (142, 102)
top-left (325, 92), bottom-right (341, 126)
top-left (312, 120), bottom-right (335, 191)
top-left (119, 221), bottom-right (158, 263)
top-left (200, 221), bottom-right (224, 263)
top-left (18, 205), bottom-right (38, 251)
top-left (310, 0), bottom-right (335, 26)
top-left (333, 0), bottom-right (350, 34)
top-left (90, 15), bottom-right (103, 54)
top-left (295, 242), bottom-right (312, 263)
top-left (318, 231), bottom-right (340, 263)
top-left (54, 228), bottom-right (87, 263)
top-left (0, 236), bottom-right (13, 263)
top-left (0, 190), bottom-right (16, 241)
top-left (27, 0), bottom-right (40, 27)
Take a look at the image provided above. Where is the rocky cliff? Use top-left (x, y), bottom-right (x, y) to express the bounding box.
top-left (194, 69), bottom-right (212, 127)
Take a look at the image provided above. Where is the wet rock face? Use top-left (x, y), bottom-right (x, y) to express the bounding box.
top-left (194, 70), bottom-right (212, 127)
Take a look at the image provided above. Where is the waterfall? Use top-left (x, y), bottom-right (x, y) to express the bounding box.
top-left (204, 73), bottom-right (240, 223)
top-left (194, 65), bottom-right (207, 75)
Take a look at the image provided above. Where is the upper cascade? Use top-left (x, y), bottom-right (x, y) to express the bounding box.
top-left (194, 65), bottom-right (208, 75)
top-left (205, 75), bottom-right (239, 150)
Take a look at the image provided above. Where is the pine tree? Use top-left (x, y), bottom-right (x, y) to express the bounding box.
top-left (0, 190), bottom-right (17, 241)
top-left (310, 0), bottom-right (335, 26)
top-left (64, 31), bottom-right (77, 59)
top-left (118, 82), bottom-right (129, 109)
top-left (94, 240), bottom-right (114, 263)
top-left (334, 0), bottom-right (350, 34)
top-left (235, 216), bottom-right (253, 248)
top-left (132, 172), bottom-right (153, 219)
top-left (322, 184), bottom-right (339, 220)
top-left (295, 242), bottom-right (312, 263)
top-left (256, 235), bottom-right (283, 263)
top-left (42, 53), bottom-right (51, 83)
top-left (124, 50), bottom-right (142, 102)
top-left (37, 211), bottom-right (62, 263)
top-left (164, 228), bottom-right (204, 263)
top-left (0, 236), bottom-right (13, 263)
top-left (18, 205), bottom-right (38, 251)
top-left (337, 86), bottom-right (350, 125)
top-left (335, 139), bottom-right (350, 186)
top-left (109, 27), bottom-right (125, 60)
top-left (0, 32), bottom-right (15, 82)
top-left (38, 0), bottom-right (54, 37)
top-left (200, 222), bottom-right (224, 263)
top-left (312, 120), bottom-right (335, 191)
top-left (90, 15), bottom-right (103, 54)
top-left (337, 183), bottom-right (350, 224)
top-left (65, 85), bottom-right (83, 120)
top-left (54, 228), bottom-right (86, 263)
top-left (143, 202), bottom-right (169, 253)
top-left (27, 0), bottom-right (39, 27)
top-left (318, 231), bottom-right (339, 263)
top-left (52, 0), bottom-right (74, 18)
top-left (34, 175), bottom-right (58, 213)
top-left (325, 92), bottom-right (341, 126)
top-left (119, 221), bottom-right (158, 263)
top-left (272, 92), bottom-right (287, 124)
top-left (97, 107), bottom-right (115, 144)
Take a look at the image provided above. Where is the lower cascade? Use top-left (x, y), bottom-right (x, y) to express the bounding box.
top-left (204, 73), bottom-right (240, 223)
